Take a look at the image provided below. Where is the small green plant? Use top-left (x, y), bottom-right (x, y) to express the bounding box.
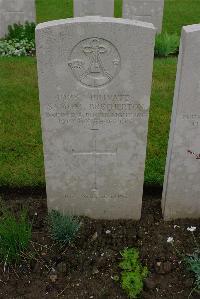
top-left (6, 22), bottom-right (36, 41)
top-left (154, 32), bottom-right (179, 57)
top-left (167, 226), bottom-right (200, 297)
top-left (48, 210), bottom-right (80, 245)
top-left (0, 202), bottom-right (32, 264)
top-left (185, 252), bottom-right (200, 295)
top-left (119, 248), bottom-right (148, 298)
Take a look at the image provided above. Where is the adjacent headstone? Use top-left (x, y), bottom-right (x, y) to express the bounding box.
top-left (122, 0), bottom-right (164, 32)
top-left (0, 0), bottom-right (36, 38)
top-left (162, 24), bottom-right (200, 220)
top-left (74, 0), bottom-right (114, 17)
top-left (36, 16), bottom-right (155, 219)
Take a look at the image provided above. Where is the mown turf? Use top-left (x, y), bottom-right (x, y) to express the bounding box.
top-left (36, 0), bottom-right (71, 23)
top-left (145, 58), bottom-right (177, 185)
top-left (1, 0), bottom-right (200, 188)
top-left (163, 0), bottom-right (200, 35)
top-left (36, 0), bottom-right (123, 21)
top-left (36, 0), bottom-right (200, 36)
top-left (0, 57), bottom-right (177, 188)
top-left (0, 57), bottom-right (44, 188)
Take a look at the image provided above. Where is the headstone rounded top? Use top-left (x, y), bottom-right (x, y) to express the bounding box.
top-left (36, 16), bottom-right (155, 31)
top-left (183, 23), bottom-right (200, 33)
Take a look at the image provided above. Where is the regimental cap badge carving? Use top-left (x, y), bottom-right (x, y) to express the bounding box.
top-left (68, 37), bottom-right (121, 87)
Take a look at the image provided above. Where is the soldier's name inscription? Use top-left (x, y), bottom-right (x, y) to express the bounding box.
top-left (45, 93), bottom-right (149, 127)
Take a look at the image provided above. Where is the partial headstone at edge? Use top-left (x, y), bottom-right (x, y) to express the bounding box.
top-left (0, 0), bottom-right (36, 38)
top-left (74, 0), bottom-right (114, 17)
top-left (122, 0), bottom-right (164, 33)
top-left (36, 16), bottom-right (155, 220)
top-left (162, 24), bottom-right (200, 220)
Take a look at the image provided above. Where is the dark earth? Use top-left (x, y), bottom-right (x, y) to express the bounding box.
top-left (0, 189), bottom-right (200, 299)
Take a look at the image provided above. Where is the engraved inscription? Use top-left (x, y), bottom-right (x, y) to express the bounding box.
top-left (7, 11), bottom-right (24, 13)
top-left (68, 38), bottom-right (121, 87)
top-left (45, 93), bottom-right (148, 127)
top-left (65, 193), bottom-right (128, 201)
top-left (182, 114), bottom-right (200, 127)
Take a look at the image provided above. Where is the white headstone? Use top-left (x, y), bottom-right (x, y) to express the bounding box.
top-left (74, 0), bottom-right (114, 17)
top-left (36, 16), bottom-right (155, 220)
top-left (162, 24), bottom-right (200, 220)
top-left (0, 0), bottom-right (36, 38)
top-left (122, 0), bottom-right (164, 33)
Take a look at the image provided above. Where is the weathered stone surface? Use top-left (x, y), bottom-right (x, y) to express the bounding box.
top-left (162, 24), bottom-right (200, 220)
top-left (0, 0), bottom-right (36, 38)
top-left (74, 0), bottom-right (114, 17)
top-left (36, 17), bottom-right (155, 219)
top-left (122, 0), bottom-right (164, 32)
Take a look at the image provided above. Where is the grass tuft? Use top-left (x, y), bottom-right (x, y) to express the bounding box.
top-left (0, 200), bottom-right (32, 264)
top-left (155, 32), bottom-right (179, 57)
top-left (48, 210), bottom-right (80, 245)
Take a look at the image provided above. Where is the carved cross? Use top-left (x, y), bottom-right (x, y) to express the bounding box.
top-left (72, 129), bottom-right (117, 191)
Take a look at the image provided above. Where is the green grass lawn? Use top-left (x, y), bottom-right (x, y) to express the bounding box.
top-left (36, 0), bottom-right (200, 36)
top-left (36, 0), bottom-right (72, 22)
top-left (0, 57), bottom-right (176, 188)
top-left (0, 57), bottom-right (44, 188)
top-left (35, 0), bottom-right (122, 22)
top-left (145, 58), bottom-right (177, 185)
top-left (163, 0), bottom-right (200, 35)
top-left (1, 0), bottom-right (200, 189)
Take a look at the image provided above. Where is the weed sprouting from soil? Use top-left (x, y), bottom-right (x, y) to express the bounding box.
top-left (185, 252), bottom-right (200, 296)
top-left (167, 226), bottom-right (200, 297)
